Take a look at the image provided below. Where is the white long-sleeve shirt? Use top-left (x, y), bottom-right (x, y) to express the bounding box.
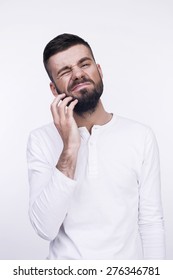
top-left (27, 115), bottom-right (165, 259)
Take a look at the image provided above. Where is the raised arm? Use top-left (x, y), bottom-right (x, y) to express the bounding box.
top-left (27, 94), bottom-right (80, 241)
top-left (51, 93), bottom-right (80, 179)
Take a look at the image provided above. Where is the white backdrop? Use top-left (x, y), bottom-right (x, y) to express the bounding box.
top-left (0, 0), bottom-right (173, 259)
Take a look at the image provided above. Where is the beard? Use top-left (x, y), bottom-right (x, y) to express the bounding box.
top-left (54, 74), bottom-right (104, 115)
top-left (70, 77), bottom-right (103, 115)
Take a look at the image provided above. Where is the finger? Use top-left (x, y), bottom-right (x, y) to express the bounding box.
top-left (50, 93), bottom-right (66, 121)
top-left (58, 96), bottom-right (73, 108)
top-left (51, 93), bottom-right (66, 112)
top-left (52, 93), bottom-right (66, 106)
top-left (67, 99), bottom-right (78, 117)
top-left (57, 96), bottom-right (73, 117)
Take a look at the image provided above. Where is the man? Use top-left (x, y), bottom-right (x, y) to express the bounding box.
top-left (27, 33), bottom-right (165, 259)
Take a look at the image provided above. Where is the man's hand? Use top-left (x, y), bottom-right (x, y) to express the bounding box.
top-left (50, 94), bottom-right (81, 179)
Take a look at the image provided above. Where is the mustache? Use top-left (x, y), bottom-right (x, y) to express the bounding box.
top-left (68, 77), bottom-right (94, 92)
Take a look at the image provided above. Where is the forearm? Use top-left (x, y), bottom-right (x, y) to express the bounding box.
top-left (29, 168), bottom-right (77, 241)
top-left (56, 148), bottom-right (79, 179)
top-left (30, 149), bottom-right (79, 240)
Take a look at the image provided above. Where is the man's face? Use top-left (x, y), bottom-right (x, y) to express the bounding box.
top-left (47, 44), bottom-right (104, 114)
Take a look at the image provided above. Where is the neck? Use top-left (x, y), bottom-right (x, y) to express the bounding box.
top-left (74, 100), bottom-right (112, 133)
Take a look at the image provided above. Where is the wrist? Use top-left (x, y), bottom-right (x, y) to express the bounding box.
top-left (63, 145), bottom-right (80, 155)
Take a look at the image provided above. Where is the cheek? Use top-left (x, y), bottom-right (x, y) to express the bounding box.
top-left (89, 67), bottom-right (102, 81)
top-left (56, 80), bottom-right (68, 93)
top-left (91, 72), bottom-right (102, 84)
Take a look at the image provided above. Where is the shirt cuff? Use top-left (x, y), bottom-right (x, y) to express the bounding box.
top-left (52, 167), bottom-right (77, 194)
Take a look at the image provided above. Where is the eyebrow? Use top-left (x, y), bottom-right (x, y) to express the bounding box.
top-left (57, 57), bottom-right (93, 77)
top-left (78, 57), bottom-right (92, 64)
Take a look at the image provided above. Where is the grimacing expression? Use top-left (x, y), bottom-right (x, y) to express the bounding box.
top-left (48, 44), bottom-right (104, 114)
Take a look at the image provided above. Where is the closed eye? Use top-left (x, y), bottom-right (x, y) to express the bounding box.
top-left (60, 69), bottom-right (72, 77)
top-left (81, 63), bottom-right (90, 68)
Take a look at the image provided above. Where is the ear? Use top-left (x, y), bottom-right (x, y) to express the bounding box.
top-left (97, 64), bottom-right (103, 78)
top-left (50, 82), bottom-right (58, 97)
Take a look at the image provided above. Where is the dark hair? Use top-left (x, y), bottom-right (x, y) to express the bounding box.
top-left (43, 33), bottom-right (95, 80)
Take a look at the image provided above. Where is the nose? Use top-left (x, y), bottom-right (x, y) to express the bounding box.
top-left (71, 66), bottom-right (84, 80)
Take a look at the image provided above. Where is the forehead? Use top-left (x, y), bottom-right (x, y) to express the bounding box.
top-left (48, 44), bottom-right (94, 70)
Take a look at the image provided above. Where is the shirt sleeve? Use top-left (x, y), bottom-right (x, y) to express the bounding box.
top-left (27, 131), bottom-right (77, 241)
top-left (138, 128), bottom-right (166, 259)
